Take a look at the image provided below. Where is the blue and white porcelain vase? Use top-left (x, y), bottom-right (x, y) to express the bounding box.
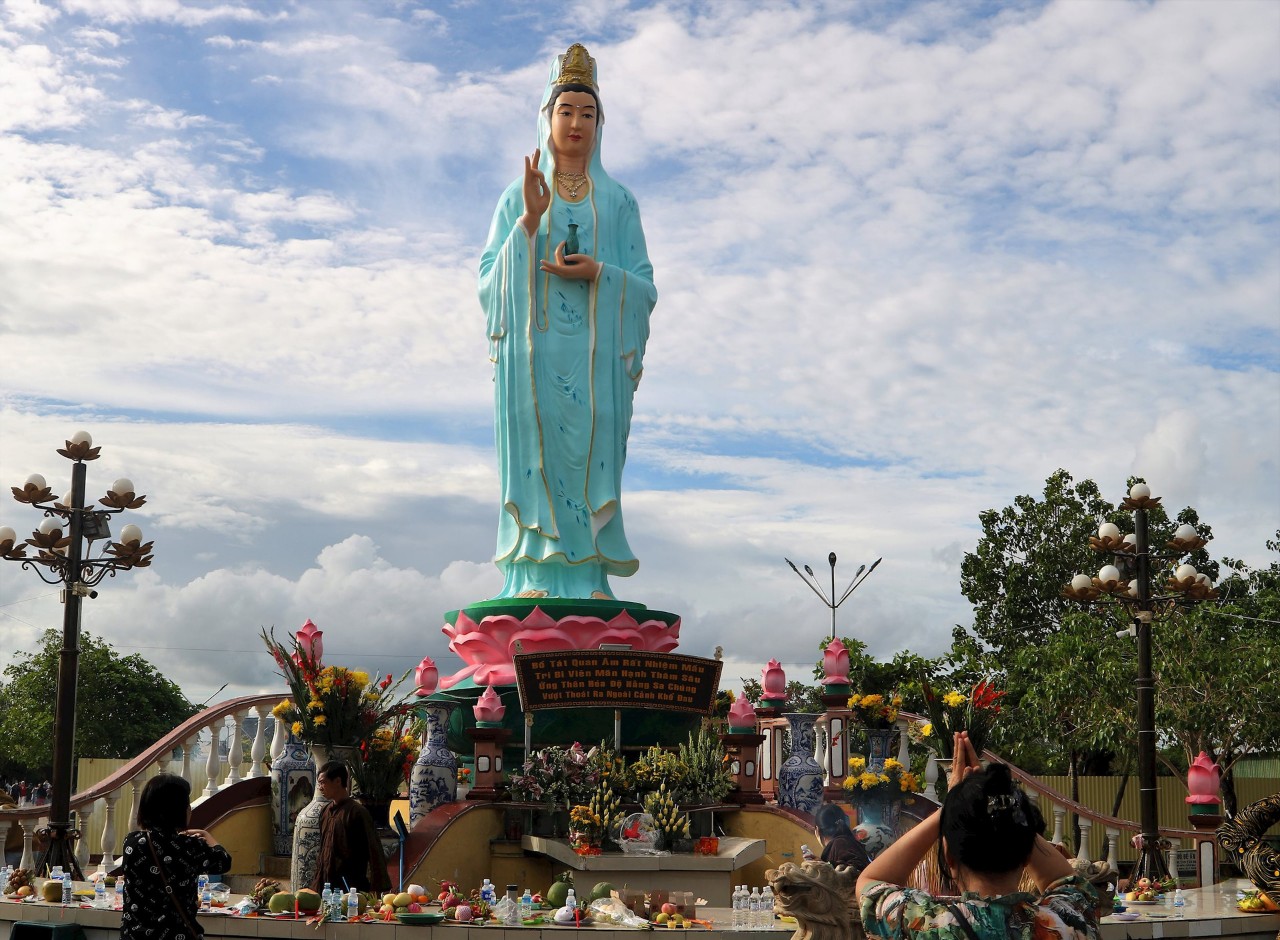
top-left (777, 713), bottom-right (823, 817)
top-left (865, 728), bottom-right (896, 773)
top-left (269, 727), bottom-right (314, 855)
top-left (290, 744), bottom-right (331, 890)
top-left (409, 701), bottom-right (457, 826)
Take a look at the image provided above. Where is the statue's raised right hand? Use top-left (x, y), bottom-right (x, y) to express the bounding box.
top-left (520, 148), bottom-right (550, 234)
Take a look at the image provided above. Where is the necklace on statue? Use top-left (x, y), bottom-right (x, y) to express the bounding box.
top-left (555, 171), bottom-right (588, 198)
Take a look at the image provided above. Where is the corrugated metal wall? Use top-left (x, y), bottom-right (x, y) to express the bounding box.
top-left (1032, 775), bottom-right (1279, 861)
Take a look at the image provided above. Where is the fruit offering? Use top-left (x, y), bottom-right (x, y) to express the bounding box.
top-left (1238, 890), bottom-right (1279, 913)
top-left (3, 869), bottom-right (32, 897)
top-left (250, 878), bottom-right (282, 910)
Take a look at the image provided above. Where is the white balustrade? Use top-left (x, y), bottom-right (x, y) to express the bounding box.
top-left (203, 722), bottom-right (222, 798)
top-left (1105, 827), bottom-right (1119, 872)
top-left (75, 802), bottom-right (93, 871)
top-left (1076, 817), bottom-right (1093, 863)
top-left (181, 734), bottom-right (196, 784)
top-left (814, 719), bottom-right (829, 783)
top-left (19, 818), bottom-right (35, 870)
top-left (269, 712), bottom-right (286, 764)
top-left (249, 706), bottom-right (268, 778)
top-left (1051, 807), bottom-right (1066, 846)
top-left (129, 777), bottom-right (142, 830)
top-left (99, 792), bottom-right (119, 869)
top-left (895, 719), bottom-right (910, 765)
top-left (223, 710), bottom-right (246, 786)
top-left (924, 753), bottom-right (941, 802)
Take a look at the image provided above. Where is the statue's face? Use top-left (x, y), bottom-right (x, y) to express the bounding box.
top-left (550, 91), bottom-right (597, 162)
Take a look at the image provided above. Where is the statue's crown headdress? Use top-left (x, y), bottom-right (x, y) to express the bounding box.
top-left (555, 43), bottom-right (596, 88)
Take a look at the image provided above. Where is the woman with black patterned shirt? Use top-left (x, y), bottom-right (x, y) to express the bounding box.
top-left (121, 774), bottom-right (231, 940)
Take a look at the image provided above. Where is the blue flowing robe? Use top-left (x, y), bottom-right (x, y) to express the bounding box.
top-left (478, 63), bottom-right (657, 599)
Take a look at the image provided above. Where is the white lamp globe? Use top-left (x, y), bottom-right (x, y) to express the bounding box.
top-left (1174, 523), bottom-right (1197, 541)
top-left (119, 524), bottom-right (143, 544)
top-left (0, 526), bottom-right (15, 544)
top-left (39, 517), bottom-right (62, 535)
top-left (1175, 563), bottom-right (1197, 581)
top-left (1098, 565), bottom-right (1121, 584)
top-left (112, 478), bottom-right (135, 495)
top-left (1129, 482), bottom-right (1151, 500)
top-left (70, 430), bottom-right (93, 446)
top-left (1098, 522), bottom-right (1120, 540)
top-left (1071, 574), bottom-right (1092, 591)
top-left (25, 474), bottom-right (46, 490)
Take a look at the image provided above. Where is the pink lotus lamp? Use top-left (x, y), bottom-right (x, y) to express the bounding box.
top-left (758, 659), bottom-right (787, 713)
top-left (1186, 751), bottom-right (1221, 813)
top-left (727, 693), bottom-right (757, 733)
top-left (821, 638), bottom-right (850, 686)
top-left (473, 683), bottom-right (505, 726)
top-left (415, 656), bottom-right (438, 697)
top-left (295, 619), bottom-right (324, 663)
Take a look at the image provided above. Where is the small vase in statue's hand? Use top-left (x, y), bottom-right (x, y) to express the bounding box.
top-left (564, 223), bottom-right (579, 264)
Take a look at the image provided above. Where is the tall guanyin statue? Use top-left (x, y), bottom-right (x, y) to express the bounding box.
top-left (478, 42), bottom-right (656, 601)
top-left (443, 44), bottom-right (677, 690)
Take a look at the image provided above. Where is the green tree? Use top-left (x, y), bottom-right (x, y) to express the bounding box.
top-left (956, 469), bottom-right (1217, 775)
top-left (0, 629), bottom-right (196, 777)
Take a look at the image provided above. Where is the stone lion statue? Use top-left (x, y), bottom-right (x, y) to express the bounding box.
top-left (766, 860), bottom-right (863, 940)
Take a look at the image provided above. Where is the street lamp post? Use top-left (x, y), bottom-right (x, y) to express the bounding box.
top-left (1, 432), bottom-right (154, 877)
top-left (1062, 481), bottom-right (1215, 884)
top-left (785, 551), bottom-right (882, 641)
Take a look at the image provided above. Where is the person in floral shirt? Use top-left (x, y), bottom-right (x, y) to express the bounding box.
top-left (856, 732), bottom-right (1099, 940)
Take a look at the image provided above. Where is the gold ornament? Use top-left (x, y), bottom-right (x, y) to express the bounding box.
top-left (555, 43), bottom-right (596, 88)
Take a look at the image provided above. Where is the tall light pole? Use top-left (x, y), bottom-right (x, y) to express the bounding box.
top-left (1062, 481), bottom-right (1215, 884)
top-left (785, 552), bottom-right (882, 641)
top-left (1, 431), bottom-right (154, 877)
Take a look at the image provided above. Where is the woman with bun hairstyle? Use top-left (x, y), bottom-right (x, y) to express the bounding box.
top-left (812, 803), bottom-right (872, 872)
top-left (856, 732), bottom-right (1099, 940)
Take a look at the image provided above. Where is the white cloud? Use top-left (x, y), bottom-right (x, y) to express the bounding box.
top-left (0, 0), bottom-right (1276, 709)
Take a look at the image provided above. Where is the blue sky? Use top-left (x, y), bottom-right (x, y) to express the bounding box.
top-left (1, 0), bottom-right (1277, 705)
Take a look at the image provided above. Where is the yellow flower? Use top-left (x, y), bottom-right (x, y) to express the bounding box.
top-left (848, 755), bottom-right (866, 772)
top-left (920, 722), bottom-right (933, 738)
top-left (307, 698), bottom-right (323, 712)
top-left (943, 691), bottom-right (966, 708)
top-left (861, 694), bottom-right (884, 707)
top-left (351, 671), bottom-right (370, 688)
top-left (877, 773), bottom-right (890, 785)
top-left (842, 777), bottom-right (856, 791)
top-left (899, 772), bottom-right (920, 792)
top-left (272, 699), bottom-right (292, 718)
top-left (883, 758), bottom-right (904, 772)
top-left (314, 714), bottom-right (328, 725)
top-left (858, 772), bottom-right (880, 789)
top-left (292, 721), bottom-right (304, 736)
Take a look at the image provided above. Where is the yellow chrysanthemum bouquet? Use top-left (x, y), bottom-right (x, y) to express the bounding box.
top-left (841, 755), bottom-right (923, 801)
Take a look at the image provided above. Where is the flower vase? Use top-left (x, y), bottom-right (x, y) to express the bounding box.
top-left (290, 744), bottom-right (332, 890)
top-left (854, 796), bottom-right (901, 858)
top-left (269, 727), bottom-right (314, 855)
top-left (865, 728), bottom-right (896, 773)
top-left (777, 713), bottom-right (823, 816)
top-left (409, 700), bottom-right (457, 826)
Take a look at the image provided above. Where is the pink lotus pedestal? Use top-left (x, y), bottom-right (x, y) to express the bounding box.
top-left (440, 597), bottom-right (682, 689)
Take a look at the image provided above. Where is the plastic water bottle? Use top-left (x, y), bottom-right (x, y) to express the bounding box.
top-left (94, 878), bottom-right (107, 908)
top-left (761, 886), bottom-right (774, 929)
top-left (1173, 888), bottom-right (1185, 918)
top-left (115, 877), bottom-right (124, 909)
top-left (520, 887), bottom-right (533, 920)
top-left (61, 873), bottom-right (73, 905)
top-left (0, 866), bottom-right (9, 896)
top-left (731, 885), bottom-right (745, 928)
top-left (346, 887), bottom-right (359, 922)
top-left (748, 887), bottom-right (761, 930)
top-left (201, 882), bottom-right (212, 912)
top-left (321, 884), bottom-right (332, 915)
top-left (503, 885), bottom-right (520, 926)
top-left (197, 873), bottom-right (209, 901)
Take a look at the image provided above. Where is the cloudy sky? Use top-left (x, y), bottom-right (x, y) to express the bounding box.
top-left (1, 0), bottom-right (1277, 710)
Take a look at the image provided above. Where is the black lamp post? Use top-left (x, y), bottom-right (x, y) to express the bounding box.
top-left (785, 551), bottom-right (882, 641)
top-left (1062, 481), bottom-right (1215, 884)
top-left (1, 432), bottom-right (154, 877)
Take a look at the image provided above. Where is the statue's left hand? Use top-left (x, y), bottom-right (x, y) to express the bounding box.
top-left (541, 241), bottom-right (601, 281)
